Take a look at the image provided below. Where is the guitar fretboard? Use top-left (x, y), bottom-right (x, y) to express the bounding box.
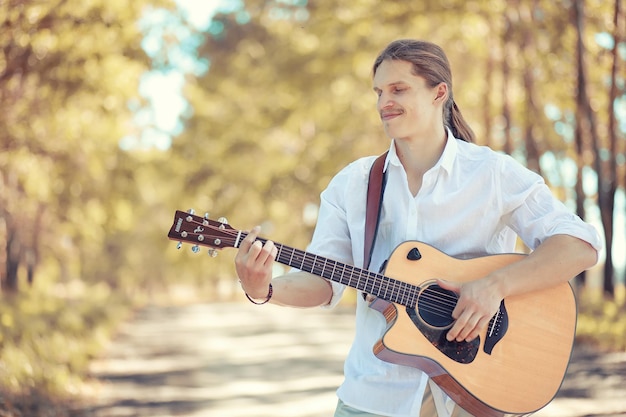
top-left (240, 233), bottom-right (420, 307)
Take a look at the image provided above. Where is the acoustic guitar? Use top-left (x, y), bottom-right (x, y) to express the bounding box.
top-left (167, 209), bottom-right (576, 417)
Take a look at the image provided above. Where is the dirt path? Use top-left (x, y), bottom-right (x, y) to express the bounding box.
top-left (81, 303), bottom-right (626, 417)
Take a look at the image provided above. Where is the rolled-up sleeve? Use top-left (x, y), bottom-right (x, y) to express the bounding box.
top-left (500, 155), bottom-right (603, 253)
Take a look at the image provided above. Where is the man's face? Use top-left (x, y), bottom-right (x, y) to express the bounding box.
top-left (373, 59), bottom-right (441, 140)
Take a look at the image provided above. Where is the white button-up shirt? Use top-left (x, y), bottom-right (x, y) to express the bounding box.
top-left (306, 130), bottom-right (602, 417)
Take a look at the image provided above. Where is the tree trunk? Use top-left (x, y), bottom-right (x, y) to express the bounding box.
top-left (573, 0), bottom-right (616, 297)
top-left (501, 3), bottom-right (515, 155)
top-left (601, 0), bottom-right (623, 297)
top-left (519, 0), bottom-right (542, 176)
top-left (3, 217), bottom-right (20, 293)
top-left (482, 12), bottom-right (496, 147)
top-left (572, 0), bottom-right (591, 288)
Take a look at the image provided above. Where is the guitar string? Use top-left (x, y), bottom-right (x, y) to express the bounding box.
top-left (183, 223), bottom-right (460, 318)
top-left (182, 221), bottom-right (459, 318)
top-left (216, 228), bottom-right (458, 310)
top-left (184, 224), bottom-right (459, 320)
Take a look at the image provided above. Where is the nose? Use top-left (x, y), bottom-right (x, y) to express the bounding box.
top-left (377, 93), bottom-right (394, 111)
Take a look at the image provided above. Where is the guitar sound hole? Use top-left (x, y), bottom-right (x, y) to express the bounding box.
top-left (417, 283), bottom-right (458, 328)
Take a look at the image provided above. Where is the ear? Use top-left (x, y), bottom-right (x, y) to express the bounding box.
top-left (434, 82), bottom-right (448, 104)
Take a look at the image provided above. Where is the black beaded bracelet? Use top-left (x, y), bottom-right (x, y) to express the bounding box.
top-left (245, 283), bottom-right (273, 305)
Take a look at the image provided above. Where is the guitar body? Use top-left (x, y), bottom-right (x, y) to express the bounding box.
top-left (371, 241), bottom-right (577, 417)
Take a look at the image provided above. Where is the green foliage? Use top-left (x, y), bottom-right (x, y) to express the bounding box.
top-left (0, 285), bottom-right (132, 396)
top-left (577, 288), bottom-right (626, 351)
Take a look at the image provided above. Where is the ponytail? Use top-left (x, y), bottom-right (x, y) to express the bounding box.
top-left (446, 100), bottom-right (475, 143)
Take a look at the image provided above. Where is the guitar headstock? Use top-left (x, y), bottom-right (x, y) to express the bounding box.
top-left (167, 209), bottom-right (241, 256)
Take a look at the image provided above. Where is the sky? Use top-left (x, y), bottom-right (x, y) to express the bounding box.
top-left (119, 0), bottom-right (228, 151)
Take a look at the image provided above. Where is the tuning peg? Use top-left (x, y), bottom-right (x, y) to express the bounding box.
top-left (187, 208), bottom-right (195, 215)
top-left (208, 249), bottom-right (218, 257)
top-left (217, 217), bottom-right (228, 229)
top-left (191, 245), bottom-right (200, 253)
top-left (176, 242), bottom-right (183, 250)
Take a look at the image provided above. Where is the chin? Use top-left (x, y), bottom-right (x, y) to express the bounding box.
top-left (384, 128), bottom-right (409, 140)
top-left (383, 125), bottom-right (401, 138)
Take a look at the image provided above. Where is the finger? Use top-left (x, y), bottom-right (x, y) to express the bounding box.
top-left (246, 240), bottom-right (264, 264)
top-left (451, 294), bottom-right (466, 320)
top-left (437, 279), bottom-right (461, 294)
top-left (446, 311), bottom-right (468, 341)
top-left (261, 241), bottom-right (278, 267)
top-left (455, 313), bottom-right (481, 342)
top-left (446, 324), bottom-right (459, 342)
top-left (239, 226), bottom-right (261, 251)
top-left (251, 240), bottom-right (274, 265)
top-left (465, 315), bottom-right (491, 342)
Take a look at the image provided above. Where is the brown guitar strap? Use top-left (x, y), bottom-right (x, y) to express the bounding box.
top-left (364, 151), bottom-right (388, 270)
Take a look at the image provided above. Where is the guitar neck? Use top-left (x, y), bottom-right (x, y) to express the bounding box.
top-left (238, 233), bottom-right (418, 307)
top-left (167, 211), bottom-right (419, 307)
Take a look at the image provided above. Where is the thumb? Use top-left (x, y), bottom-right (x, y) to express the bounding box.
top-left (436, 278), bottom-right (461, 294)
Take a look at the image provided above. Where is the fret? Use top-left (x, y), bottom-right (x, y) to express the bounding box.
top-left (346, 265), bottom-right (355, 288)
top-left (337, 263), bottom-right (347, 286)
top-left (401, 281), bottom-right (417, 307)
top-left (354, 268), bottom-right (364, 290)
top-left (288, 247), bottom-right (294, 267)
top-left (309, 254), bottom-right (316, 273)
top-left (329, 261), bottom-right (337, 282)
top-left (378, 278), bottom-right (386, 300)
top-left (383, 276), bottom-right (392, 300)
top-left (310, 255), bottom-right (319, 276)
top-left (348, 266), bottom-right (359, 289)
top-left (292, 250), bottom-right (302, 269)
top-left (393, 280), bottom-right (402, 305)
top-left (354, 266), bottom-right (363, 292)
top-left (300, 252), bottom-right (306, 270)
top-left (362, 269), bottom-right (373, 294)
top-left (275, 245), bottom-right (288, 264)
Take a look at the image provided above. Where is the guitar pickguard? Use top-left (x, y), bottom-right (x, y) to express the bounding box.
top-left (406, 306), bottom-right (479, 364)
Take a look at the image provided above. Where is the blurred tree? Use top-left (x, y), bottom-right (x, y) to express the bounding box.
top-left (597, 0), bottom-right (623, 297)
top-left (573, 0), bottom-right (624, 295)
top-left (0, 0), bottom-right (172, 293)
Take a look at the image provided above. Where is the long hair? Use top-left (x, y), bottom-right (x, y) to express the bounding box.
top-left (372, 39), bottom-right (475, 143)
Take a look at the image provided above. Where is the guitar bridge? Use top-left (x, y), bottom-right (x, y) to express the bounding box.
top-left (483, 301), bottom-right (509, 355)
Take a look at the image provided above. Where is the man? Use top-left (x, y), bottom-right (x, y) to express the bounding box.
top-left (235, 39), bottom-right (601, 417)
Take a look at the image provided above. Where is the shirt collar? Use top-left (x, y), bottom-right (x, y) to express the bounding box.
top-left (385, 128), bottom-right (458, 174)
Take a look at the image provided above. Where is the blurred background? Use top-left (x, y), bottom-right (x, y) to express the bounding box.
top-left (0, 0), bottom-right (624, 414)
